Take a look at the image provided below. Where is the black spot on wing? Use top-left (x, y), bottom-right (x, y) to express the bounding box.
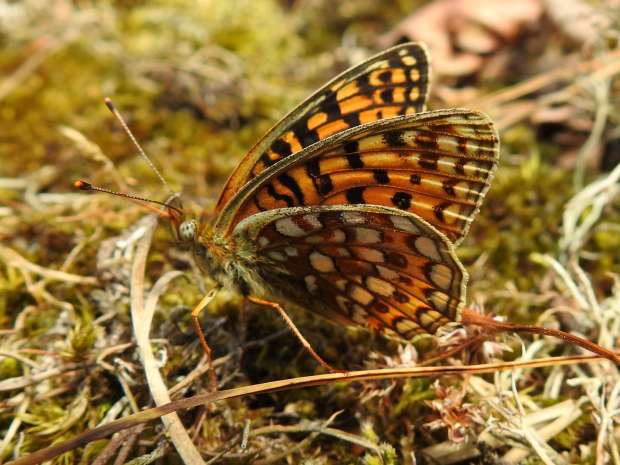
top-left (418, 154), bottom-right (438, 171)
top-left (343, 140), bottom-right (359, 155)
top-left (386, 251), bottom-right (407, 268)
top-left (277, 174), bottom-right (305, 205)
top-left (379, 88), bottom-right (394, 103)
top-left (443, 179), bottom-right (457, 197)
top-left (346, 186), bottom-right (366, 204)
top-left (434, 203), bottom-right (448, 222)
top-left (318, 174), bottom-right (334, 195)
top-left (383, 130), bottom-right (406, 147)
top-left (260, 153), bottom-right (278, 168)
top-left (373, 301), bottom-right (390, 313)
top-left (293, 125), bottom-right (319, 148)
top-left (393, 291), bottom-right (409, 303)
top-left (343, 112), bottom-right (361, 127)
top-left (391, 192), bottom-right (412, 210)
top-left (266, 184), bottom-right (294, 207)
top-left (415, 133), bottom-right (439, 150)
top-left (271, 138), bottom-right (293, 158)
top-left (306, 159), bottom-right (320, 178)
top-left (377, 70), bottom-right (392, 83)
top-left (346, 153), bottom-right (364, 169)
top-left (455, 158), bottom-right (466, 175)
top-left (373, 169), bottom-right (389, 184)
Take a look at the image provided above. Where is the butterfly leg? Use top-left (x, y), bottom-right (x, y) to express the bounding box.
top-left (191, 287), bottom-right (221, 392)
top-left (248, 295), bottom-right (343, 373)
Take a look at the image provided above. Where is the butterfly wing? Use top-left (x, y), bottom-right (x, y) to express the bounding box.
top-left (232, 205), bottom-right (466, 339)
top-left (215, 42), bottom-right (430, 214)
top-left (217, 109), bottom-right (499, 246)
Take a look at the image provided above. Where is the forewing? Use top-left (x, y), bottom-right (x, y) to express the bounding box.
top-left (233, 205), bottom-right (467, 339)
top-left (218, 109), bottom-right (499, 245)
top-left (215, 43), bottom-right (430, 214)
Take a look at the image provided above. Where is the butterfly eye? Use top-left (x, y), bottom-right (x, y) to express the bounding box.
top-left (179, 220), bottom-right (197, 241)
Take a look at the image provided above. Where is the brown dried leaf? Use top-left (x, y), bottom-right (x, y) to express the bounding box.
top-left (379, 0), bottom-right (543, 76)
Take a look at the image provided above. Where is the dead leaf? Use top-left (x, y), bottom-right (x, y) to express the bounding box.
top-left (379, 0), bottom-right (543, 76)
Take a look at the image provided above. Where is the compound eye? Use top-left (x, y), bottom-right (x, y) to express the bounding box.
top-left (178, 220), bottom-right (197, 241)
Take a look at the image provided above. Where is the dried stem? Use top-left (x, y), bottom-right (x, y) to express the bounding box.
top-left (461, 308), bottom-right (620, 365)
top-left (7, 352), bottom-right (616, 465)
top-left (130, 215), bottom-right (206, 465)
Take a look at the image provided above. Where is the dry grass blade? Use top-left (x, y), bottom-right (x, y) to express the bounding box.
top-left (0, 245), bottom-right (98, 285)
top-left (0, 363), bottom-right (90, 392)
top-left (129, 214), bottom-right (205, 465)
top-left (474, 49), bottom-right (620, 110)
top-left (6, 353), bottom-right (617, 465)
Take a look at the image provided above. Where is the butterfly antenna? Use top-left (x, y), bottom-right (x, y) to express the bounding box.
top-left (104, 97), bottom-right (173, 194)
top-left (74, 180), bottom-right (183, 217)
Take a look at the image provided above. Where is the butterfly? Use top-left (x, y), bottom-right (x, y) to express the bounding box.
top-left (83, 42), bottom-right (500, 382)
top-left (163, 42), bottom-right (500, 374)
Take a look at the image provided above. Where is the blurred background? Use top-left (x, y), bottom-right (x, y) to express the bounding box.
top-left (1, 1), bottom-right (620, 464)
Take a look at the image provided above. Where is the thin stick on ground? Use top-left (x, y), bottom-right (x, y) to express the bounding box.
top-left (461, 308), bottom-right (620, 365)
top-left (7, 352), bottom-right (618, 465)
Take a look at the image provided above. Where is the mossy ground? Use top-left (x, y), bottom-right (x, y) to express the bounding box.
top-left (1, 1), bottom-right (619, 464)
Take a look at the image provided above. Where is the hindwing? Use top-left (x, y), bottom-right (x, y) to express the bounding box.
top-left (233, 205), bottom-right (466, 339)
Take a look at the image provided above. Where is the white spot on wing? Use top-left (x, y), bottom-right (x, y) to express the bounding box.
top-left (396, 318), bottom-right (419, 335)
top-left (401, 55), bottom-right (417, 66)
top-left (429, 264), bottom-right (453, 291)
top-left (419, 311), bottom-right (437, 329)
top-left (258, 236), bottom-right (270, 248)
top-left (354, 227), bottom-right (382, 244)
top-left (414, 236), bottom-right (442, 261)
top-left (436, 135), bottom-right (458, 152)
top-left (351, 246), bottom-right (384, 263)
top-left (351, 304), bottom-right (368, 324)
top-left (275, 217), bottom-right (306, 237)
top-left (330, 229), bottom-right (346, 242)
top-left (336, 295), bottom-right (350, 312)
top-left (341, 211), bottom-right (366, 224)
top-left (390, 215), bottom-right (421, 234)
top-left (304, 275), bottom-right (318, 293)
top-left (284, 246), bottom-right (298, 257)
top-left (377, 265), bottom-right (399, 280)
top-left (428, 291), bottom-right (448, 312)
top-left (366, 276), bottom-right (395, 297)
top-left (275, 214), bottom-right (322, 238)
top-left (309, 251), bottom-right (336, 273)
top-left (267, 251), bottom-right (286, 262)
top-left (302, 214), bottom-right (322, 229)
top-left (350, 284), bottom-right (374, 305)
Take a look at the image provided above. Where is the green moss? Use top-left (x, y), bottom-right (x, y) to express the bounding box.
top-left (2, 1), bottom-right (618, 463)
top-left (0, 357), bottom-right (21, 380)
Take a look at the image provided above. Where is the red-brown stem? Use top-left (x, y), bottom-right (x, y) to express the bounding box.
top-left (461, 308), bottom-right (620, 365)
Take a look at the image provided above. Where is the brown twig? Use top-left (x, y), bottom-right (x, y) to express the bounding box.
top-left (6, 353), bottom-right (616, 465)
top-left (461, 308), bottom-right (620, 365)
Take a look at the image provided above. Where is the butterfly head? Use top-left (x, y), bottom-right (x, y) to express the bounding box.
top-left (165, 194), bottom-right (197, 247)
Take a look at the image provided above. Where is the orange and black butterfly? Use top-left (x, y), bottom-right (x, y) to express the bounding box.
top-left (85, 42), bottom-right (499, 375)
top-left (168, 42), bottom-right (499, 353)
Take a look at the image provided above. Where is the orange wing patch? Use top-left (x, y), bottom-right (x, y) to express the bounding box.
top-left (230, 110), bottom-right (499, 245)
top-left (215, 43), bottom-right (430, 215)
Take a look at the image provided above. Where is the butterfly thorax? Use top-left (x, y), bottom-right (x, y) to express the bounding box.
top-left (192, 226), bottom-right (260, 297)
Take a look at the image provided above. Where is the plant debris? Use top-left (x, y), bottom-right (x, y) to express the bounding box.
top-left (1, 1), bottom-right (620, 464)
